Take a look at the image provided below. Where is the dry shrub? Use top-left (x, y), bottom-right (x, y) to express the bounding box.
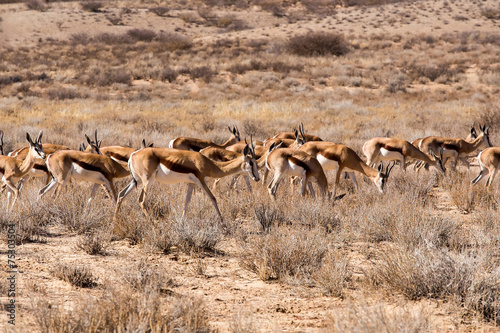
top-left (149, 6), bottom-right (170, 17)
top-left (156, 32), bottom-right (193, 51)
top-left (358, 196), bottom-right (457, 249)
top-left (75, 232), bottom-right (109, 255)
top-left (407, 61), bottom-right (457, 82)
top-left (80, 1), bottom-right (104, 12)
top-left (477, 104), bottom-right (500, 130)
top-left (481, 7), bottom-right (500, 20)
top-left (52, 263), bottom-right (97, 288)
top-left (159, 67), bottom-right (179, 83)
top-left (46, 86), bottom-right (87, 100)
top-left (119, 261), bottom-right (175, 292)
top-left (442, 170), bottom-right (496, 213)
top-left (367, 244), bottom-right (488, 302)
top-left (25, 0), bottom-right (48, 11)
top-left (31, 288), bottom-right (210, 333)
top-left (187, 66), bottom-right (216, 83)
top-left (253, 202), bottom-right (287, 232)
top-left (46, 189), bottom-right (109, 233)
top-left (313, 250), bottom-right (351, 298)
top-left (465, 268), bottom-right (500, 325)
top-left (287, 32), bottom-right (350, 57)
top-left (323, 300), bottom-right (431, 333)
top-left (93, 32), bottom-right (133, 44)
top-left (239, 225), bottom-right (328, 282)
top-left (127, 28), bottom-right (156, 42)
top-left (0, 191), bottom-right (50, 244)
top-left (82, 67), bottom-right (132, 87)
top-left (172, 218), bottom-right (222, 253)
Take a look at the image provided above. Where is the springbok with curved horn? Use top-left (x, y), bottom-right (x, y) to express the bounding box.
top-left (0, 132), bottom-right (45, 210)
top-left (419, 125), bottom-right (491, 171)
top-left (201, 138), bottom-right (269, 192)
top-left (169, 125), bottom-right (241, 152)
top-left (0, 131), bottom-right (4, 156)
top-left (472, 147), bottom-right (500, 188)
top-left (362, 137), bottom-right (445, 173)
top-left (39, 137), bottom-right (130, 203)
top-left (299, 141), bottom-right (395, 198)
top-left (114, 142), bottom-right (260, 221)
top-left (266, 123), bottom-right (322, 143)
top-left (412, 124), bottom-right (477, 170)
top-left (83, 130), bottom-right (153, 164)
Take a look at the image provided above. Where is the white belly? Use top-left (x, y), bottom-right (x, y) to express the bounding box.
top-left (70, 163), bottom-right (108, 184)
top-left (316, 154), bottom-right (339, 171)
top-left (155, 164), bottom-right (196, 184)
top-left (30, 168), bottom-right (47, 178)
top-left (378, 148), bottom-right (403, 161)
top-left (286, 161), bottom-right (306, 177)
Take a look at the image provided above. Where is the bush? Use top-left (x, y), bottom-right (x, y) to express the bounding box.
top-left (287, 32), bottom-right (350, 57)
top-left (80, 1), bottom-right (104, 12)
top-left (127, 28), bottom-right (156, 42)
top-left (76, 232), bottom-right (108, 255)
top-left (239, 225), bottom-right (328, 282)
top-left (156, 33), bottom-right (193, 51)
top-left (52, 263), bottom-right (97, 288)
top-left (25, 0), bottom-right (48, 11)
top-left (149, 6), bottom-right (169, 17)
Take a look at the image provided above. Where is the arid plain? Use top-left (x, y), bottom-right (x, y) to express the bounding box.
top-left (1, 0), bottom-right (500, 331)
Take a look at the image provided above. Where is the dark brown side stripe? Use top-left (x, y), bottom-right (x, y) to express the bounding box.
top-left (443, 143), bottom-right (459, 151)
top-left (380, 143), bottom-right (403, 154)
top-left (71, 158), bottom-right (103, 173)
top-left (33, 164), bottom-right (48, 172)
top-left (288, 156), bottom-right (309, 171)
top-left (160, 159), bottom-right (198, 175)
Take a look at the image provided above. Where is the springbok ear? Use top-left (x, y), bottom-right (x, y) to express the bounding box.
top-left (243, 144), bottom-right (250, 156)
top-left (26, 132), bottom-right (33, 145)
top-left (294, 129), bottom-right (299, 138)
top-left (85, 134), bottom-right (92, 144)
top-left (149, 143), bottom-right (154, 147)
top-left (141, 139), bottom-right (146, 148)
top-left (378, 162), bottom-right (383, 173)
top-left (37, 131), bottom-right (43, 143)
top-left (485, 125), bottom-right (490, 134)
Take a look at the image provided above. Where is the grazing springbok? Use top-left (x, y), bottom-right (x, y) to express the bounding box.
top-left (265, 146), bottom-right (329, 200)
top-left (0, 132), bottom-right (45, 210)
top-left (419, 125), bottom-right (492, 171)
top-left (266, 123), bottom-right (322, 143)
top-left (169, 125), bottom-right (241, 152)
top-left (472, 147), bottom-right (500, 189)
top-left (362, 137), bottom-right (445, 173)
top-left (298, 141), bottom-right (394, 198)
top-left (411, 124), bottom-right (477, 170)
top-left (114, 142), bottom-right (260, 221)
top-left (200, 139), bottom-right (269, 192)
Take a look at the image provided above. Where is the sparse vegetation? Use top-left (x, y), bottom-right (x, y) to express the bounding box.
top-left (2, 0), bottom-right (500, 331)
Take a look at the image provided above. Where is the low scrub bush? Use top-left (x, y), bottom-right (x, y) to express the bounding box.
top-left (31, 288), bottom-right (209, 332)
top-left (76, 232), bottom-right (109, 255)
top-left (239, 225), bottom-right (328, 282)
top-left (287, 32), bottom-right (350, 57)
top-left (127, 28), bottom-right (156, 42)
top-left (324, 300), bottom-right (431, 333)
top-left (313, 250), bottom-right (351, 297)
top-left (80, 1), bottom-right (104, 12)
top-left (52, 263), bottom-right (97, 288)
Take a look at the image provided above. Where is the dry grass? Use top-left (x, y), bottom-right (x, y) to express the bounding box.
top-left (1, 0), bottom-right (500, 331)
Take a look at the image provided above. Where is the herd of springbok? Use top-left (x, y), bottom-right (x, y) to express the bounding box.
top-left (0, 123), bottom-right (498, 221)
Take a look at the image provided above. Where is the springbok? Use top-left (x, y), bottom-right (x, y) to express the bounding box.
top-left (362, 137), bottom-right (445, 173)
top-left (419, 125), bottom-right (491, 171)
top-left (472, 147), bottom-right (500, 189)
top-left (0, 132), bottom-right (45, 210)
top-left (39, 139), bottom-right (130, 203)
top-left (265, 123), bottom-right (322, 143)
top-left (298, 141), bottom-right (395, 198)
top-left (114, 142), bottom-right (260, 221)
top-left (169, 125), bottom-right (240, 152)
